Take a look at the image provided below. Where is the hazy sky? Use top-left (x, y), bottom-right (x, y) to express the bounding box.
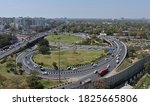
top-left (0, 0), bottom-right (150, 18)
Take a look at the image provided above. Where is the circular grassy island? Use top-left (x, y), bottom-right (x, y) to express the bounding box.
top-left (33, 50), bottom-right (105, 68)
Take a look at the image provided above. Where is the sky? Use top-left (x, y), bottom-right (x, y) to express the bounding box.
top-left (0, 0), bottom-right (150, 19)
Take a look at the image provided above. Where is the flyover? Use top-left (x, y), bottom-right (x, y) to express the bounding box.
top-left (0, 32), bottom-right (48, 60)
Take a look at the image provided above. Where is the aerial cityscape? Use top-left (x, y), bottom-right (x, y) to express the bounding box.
top-left (0, 0), bottom-right (150, 89)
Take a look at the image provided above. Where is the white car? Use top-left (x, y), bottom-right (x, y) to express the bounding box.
top-left (94, 70), bottom-right (98, 74)
top-left (42, 71), bottom-right (48, 75)
top-left (117, 56), bottom-right (120, 60)
top-left (72, 68), bottom-right (78, 71)
top-left (26, 61), bottom-right (30, 64)
top-left (93, 63), bottom-right (98, 67)
top-left (33, 64), bottom-right (38, 68)
top-left (106, 64), bottom-right (110, 68)
top-left (116, 59), bottom-right (119, 64)
top-left (105, 58), bottom-right (108, 61)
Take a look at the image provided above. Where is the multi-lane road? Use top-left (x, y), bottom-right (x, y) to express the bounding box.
top-left (56, 38), bottom-right (127, 89)
top-left (16, 35), bottom-right (127, 88)
top-left (0, 32), bottom-right (48, 60)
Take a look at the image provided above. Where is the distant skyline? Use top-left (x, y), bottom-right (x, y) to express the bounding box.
top-left (0, 0), bottom-right (150, 19)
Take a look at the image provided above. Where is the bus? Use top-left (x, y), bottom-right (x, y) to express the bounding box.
top-left (98, 67), bottom-right (109, 76)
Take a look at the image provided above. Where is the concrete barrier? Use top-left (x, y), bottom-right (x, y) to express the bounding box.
top-left (103, 55), bottom-right (150, 88)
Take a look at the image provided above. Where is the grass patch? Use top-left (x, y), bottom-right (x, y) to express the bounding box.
top-left (33, 50), bottom-right (104, 68)
top-left (0, 58), bottom-right (65, 89)
top-left (45, 34), bottom-right (83, 44)
top-left (134, 73), bottom-right (150, 89)
top-left (116, 58), bottom-right (132, 72)
top-left (39, 79), bottom-right (64, 88)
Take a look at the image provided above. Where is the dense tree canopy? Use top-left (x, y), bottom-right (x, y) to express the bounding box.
top-left (37, 39), bottom-right (50, 54)
top-left (0, 34), bottom-right (17, 48)
top-left (58, 19), bottom-right (150, 39)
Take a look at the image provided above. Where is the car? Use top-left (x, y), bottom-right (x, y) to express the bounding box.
top-left (93, 63), bottom-right (98, 67)
top-left (67, 67), bottom-right (71, 70)
top-left (40, 67), bottom-right (45, 71)
top-left (72, 68), bottom-right (78, 71)
top-left (94, 70), bottom-right (98, 74)
top-left (116, 59), bottom-right (119, 64)
top-left (39, 65), bottom-right (42, 68)
top-left (42, 71), bottom-right (48, 75)
top-left (33, 64), bottom-right (38, 68)
top-left (26, 61), bottom-right (30, 64)
top-left (106, 64), bottom-right (110, 68)
top-left (105, 58), bottom-right (108, 61)
top-left (117, 56), bottom-right (120, 60)
top-left (107, 52), bottom-right (112, 55)
top-left (91, 62), bottom-right (94, 65)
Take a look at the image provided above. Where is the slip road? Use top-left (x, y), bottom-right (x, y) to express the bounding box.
top-left (12, 95), bottom-right (70, 102)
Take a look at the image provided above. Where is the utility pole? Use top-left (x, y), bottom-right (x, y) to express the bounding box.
top-left (58, 36), bottom-right (61, 83)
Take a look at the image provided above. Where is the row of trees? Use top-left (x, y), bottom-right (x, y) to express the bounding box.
top-left (58, 19), bottom-right (150, 39)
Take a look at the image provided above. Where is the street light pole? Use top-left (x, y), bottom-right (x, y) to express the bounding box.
top-left (58, 36), bottom-right (61, 83)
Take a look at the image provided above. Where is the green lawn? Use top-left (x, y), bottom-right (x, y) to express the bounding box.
top-left (45, 34), bottom-right (83, 44)
top-left (134, 73), bottom-right (150, 89)
top-left (0, 62), bottom-right (29, 88)
top-left (33, 50), bottom-right (104, 68)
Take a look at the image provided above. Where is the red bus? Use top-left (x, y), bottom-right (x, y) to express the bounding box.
top-left (98, 67), bottom-right (109, 76)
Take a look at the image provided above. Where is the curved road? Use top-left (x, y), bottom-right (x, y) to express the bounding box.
top-left (16, 36), bottom-right (126, 82)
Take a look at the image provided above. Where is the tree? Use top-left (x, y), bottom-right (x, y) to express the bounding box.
top-left (127, 47), bottom-right (136, 58)
top-left (52, 62), bottom-right (58, 70)
top-left (17, 62), bottom-right (22, 68)
top-left (38, 45), bottom-right (50, 54)
top-left (16, 62), bottom-right (24, 75)
top-left (38, 39), bottom-right (49, 47)
top-left (26, 71), bottom-right (44, 89)
top-left (37, 39), bottom-right (50, 54)
top-left (6, 61), bottom-right (17, 74)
